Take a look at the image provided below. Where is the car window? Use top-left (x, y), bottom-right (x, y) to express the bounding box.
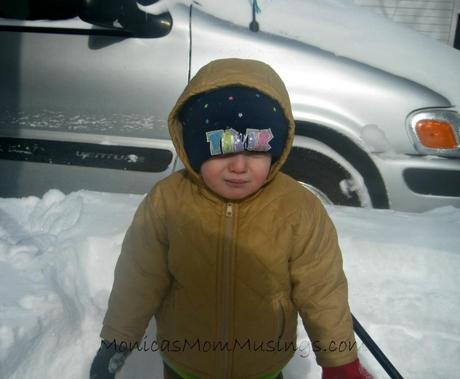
top-left (0, 0), bottom-right (80, 20)
top-left (0, 0), bottom-right (172, 37)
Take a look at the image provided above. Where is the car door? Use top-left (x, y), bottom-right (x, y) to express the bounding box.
top-left (0, 0), bottom-right (190, 197)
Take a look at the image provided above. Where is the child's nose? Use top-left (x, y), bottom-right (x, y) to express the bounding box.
top-left (228, 153), bottom-right (248, 173)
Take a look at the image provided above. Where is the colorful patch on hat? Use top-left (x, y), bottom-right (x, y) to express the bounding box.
top-left (205, 128), bottom-right (273, 156)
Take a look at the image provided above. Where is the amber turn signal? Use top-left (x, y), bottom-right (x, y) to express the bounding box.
top-left (415, 120), bottom-right (458, 149)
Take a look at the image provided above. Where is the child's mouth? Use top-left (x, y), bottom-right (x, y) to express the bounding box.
top-left (225, 179), bottom-right (249, 186)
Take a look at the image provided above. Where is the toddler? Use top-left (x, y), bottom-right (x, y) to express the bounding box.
top-left (90, 58), bottom-right (371, 379)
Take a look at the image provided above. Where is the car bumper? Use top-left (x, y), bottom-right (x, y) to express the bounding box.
top-left (374, 153), bottom-right (460, 212)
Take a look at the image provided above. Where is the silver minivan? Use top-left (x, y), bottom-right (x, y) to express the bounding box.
top-left (1, 0), bottom-right (459, 211)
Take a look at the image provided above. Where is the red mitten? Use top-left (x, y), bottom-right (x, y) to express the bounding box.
top-left (322, 359), bottom-right (373, 379)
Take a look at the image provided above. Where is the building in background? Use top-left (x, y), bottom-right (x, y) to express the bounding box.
top-left (353, 0), bottom-right (460, 49)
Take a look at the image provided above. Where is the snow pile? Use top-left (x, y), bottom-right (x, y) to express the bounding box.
top-left (1, 189), bottom-right (459, 378)
top-left (0, 190), bottom-right (139, 379)
top-left (143, 0), bottom-right (460, 107)
top-left (330, 205), bottom-right (460, 378)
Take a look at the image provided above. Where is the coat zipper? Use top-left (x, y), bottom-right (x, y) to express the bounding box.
top-left (220, 202), bottom-right (234, 379)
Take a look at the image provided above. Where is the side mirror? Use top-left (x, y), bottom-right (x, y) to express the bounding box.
top-left (79, 0), bottom-right (172, 38)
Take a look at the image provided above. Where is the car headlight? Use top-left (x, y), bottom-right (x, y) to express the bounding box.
top-left (407, 109), bottom-right (460, 157)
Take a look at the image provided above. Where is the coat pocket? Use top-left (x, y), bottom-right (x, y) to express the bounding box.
top-left (156, 282), bottom-right (179, 333)
top-left (273, 294), bottom-right (298, 344)
top-left (273, 297), bottom-right (287, 340)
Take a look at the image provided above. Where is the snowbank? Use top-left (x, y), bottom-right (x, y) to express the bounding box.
top-left (0, 190), bottom-right (459, 378)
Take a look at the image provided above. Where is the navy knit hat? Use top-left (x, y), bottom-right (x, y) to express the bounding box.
top-left (179, 86), bottom-right (289, 171)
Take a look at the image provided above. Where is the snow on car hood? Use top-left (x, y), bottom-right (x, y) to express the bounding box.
top-left (141, 0), bottom-right (460, 108)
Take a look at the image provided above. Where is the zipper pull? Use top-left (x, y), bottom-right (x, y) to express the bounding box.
top-left (226, 203), bottom-right (233, 217)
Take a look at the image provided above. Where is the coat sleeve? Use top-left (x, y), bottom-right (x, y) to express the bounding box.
top-left (100, 184), bottom-right (171, 345)
top-left (289, 196), bottom-right (358, 367)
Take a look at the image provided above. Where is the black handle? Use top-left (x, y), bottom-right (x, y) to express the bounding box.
top-left (352, 314), bottom-right (404, 379)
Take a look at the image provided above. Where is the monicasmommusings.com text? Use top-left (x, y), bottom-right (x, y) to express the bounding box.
top-left (104, 338), bottom-right (360, 358)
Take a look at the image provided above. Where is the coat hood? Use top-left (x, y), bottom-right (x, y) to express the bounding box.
top-left (168, 58), bottom-right (296, 185)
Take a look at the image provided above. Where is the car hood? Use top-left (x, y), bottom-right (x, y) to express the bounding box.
top-left (143, 0), bottom-right (460, 108)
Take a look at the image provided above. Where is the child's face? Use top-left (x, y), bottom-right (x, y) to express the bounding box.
top-left (200, 152), bottom-right (272, 200)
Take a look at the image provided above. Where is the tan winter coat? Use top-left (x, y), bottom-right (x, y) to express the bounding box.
top-left (101, 59), bottom-right (357, 378)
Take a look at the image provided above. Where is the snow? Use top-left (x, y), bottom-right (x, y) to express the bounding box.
top-left (1, 189), bottom-right (459, 378)
top-left (359, 125), bottom-right (393, 154)
top-left (0, 109), bottom-right (165, 137)
top-left (141, 0), bottom-right (460, 108)
top-left (1, 2), bottom-right (458, 376)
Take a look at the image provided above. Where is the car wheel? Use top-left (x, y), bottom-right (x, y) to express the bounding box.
top-left (282, 136), bottom-right (372, 207)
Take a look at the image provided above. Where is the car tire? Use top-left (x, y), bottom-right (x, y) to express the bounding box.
top-left (282, 137), bottom-right (372, 207)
